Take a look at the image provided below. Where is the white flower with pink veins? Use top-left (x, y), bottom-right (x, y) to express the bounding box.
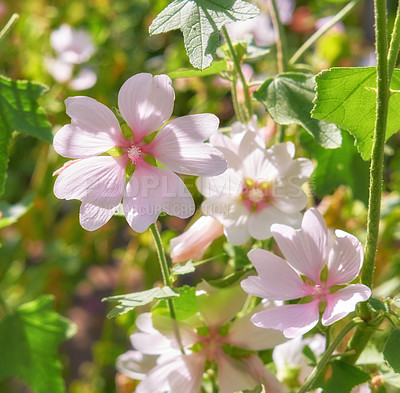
top-left (117, 284), bottom-right (286, 393)
top-left (197, 131), bottom-right (314, 245)
top-left (241, 208), bottom-right (372, 338)
top-left (53, 73), bottom-right (227, 232)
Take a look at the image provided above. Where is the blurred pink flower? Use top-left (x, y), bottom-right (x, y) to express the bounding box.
top-left (241, 208), bottom-right (371, 338)
top-left (197, 132), bottom-right (313, 245)
top-left (117, 284), bottom-right (285, 393)
top-left (170, 216), bottom-right (224, 263)
top-left (53, 73), bottom-right (226, 232)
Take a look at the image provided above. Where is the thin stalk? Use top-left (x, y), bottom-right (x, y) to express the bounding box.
top-left (0, 13), bottom-right (19, 42)
top-left (149, 223), bottom-right (184, 350)
top-left (268, 0), bottom-right (288, 73)
top-left (388, 0), bottom-right (400, 80)
top-left (298, 319), bottom-right (362, 393)
top-left (361, 0), bottom-right (390, 309)
top-left (289, 0), bottom-right (362, 65)
top-left (222, 26), bottom-right (252, 122)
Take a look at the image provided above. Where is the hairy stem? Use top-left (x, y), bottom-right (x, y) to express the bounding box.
top-left (268, 0), bottom-right (288, 73)
top-left (388, 0), bottom-right (400, 80)
top-left (289, 0), bottom-right (362, 65)
top-left (222, 26), bottom-right (252, 122)
top-left (298, 319), bottom-right (362, 393)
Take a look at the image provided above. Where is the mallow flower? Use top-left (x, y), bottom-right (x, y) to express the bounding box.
top-left (53, 73), bottom-right (227, 232)
top-left (197, 129), bottom-right (313, 245)
top-left (241, 208), bottom-right (372, 338)
top-left (117, 284), bottom-right (286, 393)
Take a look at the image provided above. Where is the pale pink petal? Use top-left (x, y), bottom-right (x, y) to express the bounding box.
top-left (220, 202), bottom-right (251, 245)
top-left (209, 132), bottom-right (241, 169)
top-left (54, 156), bottom-right (126, 202)
top-left (170, 216), bottom-right (224, 263)
top-left (136, 353), bottom-right (206, 393)
top-left (228, 302), bottom-right (287, 350)
top-left (118, 73), bottom-right (174, 143)
top-left (326, 230), bottom-right (364, 287)
top-left (248, 205), bottom-right (302, 240)
top-left (271, 208), bottom-right (329, 284)
top-left (241, 249), bottom-right (306, 300)
top-left (79, 200), bottom-right (120, 231)
top-left (54, 97), bottom-right (128, 159)
top-left (217, 352), bottom-right (259, 393)
top-left (116, 350), bottom-right (157, 380)
top-left (243, 355), bottom-right (285, 393)
top-left (147, 114), bottom-right (227, 176)
top-left (196, 282), bottom-right (247, 328)
top-left (196, 168), bottom-right (242, 199)
top-left (123, 163), bottom-right (194, 233)
top-left (251, 301), bottom-right (320, 338)
top-left (130, 332), bottom-right (176, 356)
top-left (322, 284), bottom-right (371, 326)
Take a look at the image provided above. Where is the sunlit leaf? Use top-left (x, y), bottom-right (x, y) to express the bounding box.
top-left (0, 193), bottom-right (34, 229)
top-left (0, 296), bottom-right (76, 393)
top-left (172, 261), bottom-right (196, 275)
top-left (383, 330), bottom-right (400, 373)
top-left (312, 67), bottom-right (400, 160)
top-left (149, 0), bottom-right (259, 69)
top-left (103, 287), bottom-right (179, 318)
top-left (0, 75), bottom-right (51, 196)
top-left (167, 60), bottom-right (228, 78)
top-left (254, 73), bottom-right (342, 148)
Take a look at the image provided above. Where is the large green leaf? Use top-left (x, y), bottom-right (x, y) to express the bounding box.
top-left (0, 75), bottom-right (52, 195)
top-left (312, 67), bottom-right (400, 160)
top-left (103, 286), bottom-right (179, 318)
top-left (0, 296), bottom-right (76, 393)
top-left (167, 60), bottom-right (228, 78)
top-left (300, 130), bottom-right (369, 204)
top-left (149, 0), bottom-right (259, 69)
top-left (253, 73), bottom-right (342, 148)
top-left (383, 329), bottom-right (400, 373)
top-left (0, 193), bottom-right (34, 229)
top-left (313, 360), bottom-right (370, 393)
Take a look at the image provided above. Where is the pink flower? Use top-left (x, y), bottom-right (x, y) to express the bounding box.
top-left (197, 132), bottom-right (313, 245)
top-left (170, 216), bottom-right (224, 263)
top-left (241, 208), bottom-right (371, 338)
top-left (117, 284), bottom-right (286, 393)
top-left (53, 73), bottom-right (227, 232)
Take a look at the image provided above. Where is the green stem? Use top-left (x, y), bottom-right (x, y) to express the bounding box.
top-left (289, 0), bottom-right (362, 65)
top-left (149, 223), bottom-right (184, 349)
top-left (268, 0), bottom-right (288, 73)
top-left (222, 26), bottom-right (252, 122)
top-left (298, 319), bottom-right (362, 393)
top-left (361, 0), bottom-right (390, 308)
top-left (0, 13), bottom-right (19, 42)
top-left (388, 0), bottom-right (400, 80)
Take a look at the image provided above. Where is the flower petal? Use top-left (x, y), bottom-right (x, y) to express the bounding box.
top-left (251, 301), bottom-right (320, 338)
top-left (123, 163), bottom-right (195, 233)
top-left (118, 73), bottom-right (174, 142)
top-left (271, 208), bottom-right (328, 284)
top-left (241, 249), bottom-right (306, 300)
top-left (322, 284), bottom-right (371, 326)
top-left (79, 200), bottom-right (120, 231)
top-left (136, 353), bottom-right (206, 393)
top-left (116, 350), bottom-right (157, 380)
top-left (196, 168), bottom-right (242, 199)
top-left (326, 230), bottom-right (364, 287)
top-left (54, 97), bottom-right (128, 159)
top-left (228, 301), bottom-right (287, 350)
top-left (148, 114), bottom-right (227, 176)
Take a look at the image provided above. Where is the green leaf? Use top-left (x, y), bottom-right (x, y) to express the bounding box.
top-left (149, 0), bottom-right (259, 69)
top-left (0, 296), bottom-right (76, 393)
top-left (0, 75), bottom-right (52, 196)
top-left (172, 261), bottom-right (196, 275)
top-left (152, 286), bottom-right (197, 321)
top-left (253, 73), bottom-right (342, 148)
top-left (300, 130), bottom-right (369, 204)
top-left (313, 360), bottom-right (370, 393)
top-left (312, 67), bottom-right (400, 160)
top-left (0, 193), bottom-right (34, 229)
top-left (103, 286), bottom-right (179, 318)
top-left (167, 60), bottom-right (228, 78)
top-left (393, 295), bottom-right (400, 308)
top-left (383, 330), bottom-right (400, 373)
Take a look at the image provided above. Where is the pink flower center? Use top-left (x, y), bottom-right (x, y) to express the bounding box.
top-left (302, 280), bottom-right (330, 300)
top-left (127, 145), bottom-right (142, 164)
top-left (198, 327), bottom-right (225, 361)
top-left (239, 178), bottom-right (273, 213)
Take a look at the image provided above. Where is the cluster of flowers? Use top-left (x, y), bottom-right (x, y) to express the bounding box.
top-left (53, 73), bottom-right (371, 392)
